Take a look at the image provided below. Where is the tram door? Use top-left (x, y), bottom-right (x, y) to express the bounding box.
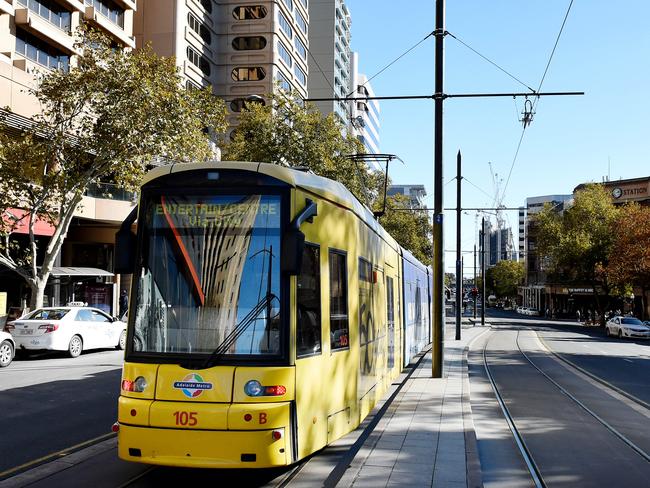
top-left (386, 276), bottom-right (395, 370)
top-left (358, 258), bottom-right (384, 411)
top-left (294, 243), bottom-right (327, 458)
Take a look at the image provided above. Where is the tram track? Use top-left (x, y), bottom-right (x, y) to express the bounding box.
top-left (481, 326), bottom-right (650, 487)
top-left (534, 330), bottom-right (650, 411)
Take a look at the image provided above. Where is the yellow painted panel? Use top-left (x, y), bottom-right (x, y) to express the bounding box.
top-left (149, 400), bottom-right (229, 430)
top-left (118, 396), bottom-right (152, 426)
top-left (327, 407), bottom-right (351, 444)
top-left (118, 424), bottom-right (289, 468)
top-left (232, 366), bottom-right (295, 403)
top-left (295, 354), bottom-right (328, 459)
top-left (120, 362), bottom-right (158, 400)
top-left (228, 402), bottom-right (290, 430)
top-left (155, 365), bottom-right (234, 402)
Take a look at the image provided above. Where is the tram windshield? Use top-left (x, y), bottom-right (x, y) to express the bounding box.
top-left (131, 192), bottom-right (282, 357)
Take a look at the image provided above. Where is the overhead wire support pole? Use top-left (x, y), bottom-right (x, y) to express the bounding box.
top-left (456, 150), bottom-right (462, 341)
top-left (480, 217), bottom-right (485, 325)
top-left (432, 0), bottom-right (445, 378)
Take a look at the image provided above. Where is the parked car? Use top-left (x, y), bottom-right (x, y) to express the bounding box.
top-left (4, 306), bottom-right (127, 358)
top-left (0, 331), bottom-right (15, 367)
top-left (605, 316), bottom-right (650, 339)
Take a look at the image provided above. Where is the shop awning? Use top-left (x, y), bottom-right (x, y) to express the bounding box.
top-left (50, 267), bottom-right (114, 277)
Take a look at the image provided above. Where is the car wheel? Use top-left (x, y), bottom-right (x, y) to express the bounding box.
top-left (618, 329), bottom-right (623, 339)
top-left (0, 340), bottom-right (13, 368)
top-left (117, 330), bottom-right (126, 350)
top-left (68, 335), bottom-right (83, 358)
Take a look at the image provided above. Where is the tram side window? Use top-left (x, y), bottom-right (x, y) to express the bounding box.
top-left (297, 244), bottom-right (321, 357)
top-left (329, 250), bottom-right (349, 350)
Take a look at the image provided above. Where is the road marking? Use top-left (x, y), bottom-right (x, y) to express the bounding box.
top-left (0, 432), bottom-right (116, 480)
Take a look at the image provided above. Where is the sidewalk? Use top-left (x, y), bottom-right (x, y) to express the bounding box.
top-left (333, 321), bottom-right (487, 488)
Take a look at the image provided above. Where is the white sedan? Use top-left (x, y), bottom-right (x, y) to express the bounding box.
top-left (605, 316), bottom-right (650, 339)
top-left (0, 331), bottom-right (15, 367)
top-left (5, 307), bottom-right (127, 358)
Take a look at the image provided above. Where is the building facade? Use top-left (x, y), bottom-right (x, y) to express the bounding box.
top-left (134, 0), bottom-right (310, 136)
top-left (0, 0), bottom-right (138, 317)
top-left (349, 52), bottom-right (379, 156)
top-left (387, 184), bottom-right (427, 209)
top-left (307, 0), bottom-right (350, 125)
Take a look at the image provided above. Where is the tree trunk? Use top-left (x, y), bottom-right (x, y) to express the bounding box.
top-left (29, 277), bottom-right (48, 310)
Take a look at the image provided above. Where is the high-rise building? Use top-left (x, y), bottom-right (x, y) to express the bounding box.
top-left (350, 52), bottom-right (380, 155)
top-left (307, 0), bottom-right (351, 126)
top-left (134, 0), bottom-right (310, 134)
top-left (520, 194), bottom-right (572, 285)
top-left (387, 185), bottom-right (426, 209)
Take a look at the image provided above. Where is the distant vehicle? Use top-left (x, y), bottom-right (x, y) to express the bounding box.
top-left (605, 316), bottom-right (650, 339)
top-left (4, 306), bottom-right (127, 358)
top-left (517, 307), bottom-right (529, 315)
top-left (0, 331), bottom-right (15, 367)
top-left (528, 308), bottom-right (540, 317)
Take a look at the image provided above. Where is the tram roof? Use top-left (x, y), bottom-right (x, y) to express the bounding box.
top-left (142, 160), bottom-right (401, 252)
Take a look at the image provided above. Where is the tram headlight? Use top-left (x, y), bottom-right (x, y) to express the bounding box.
top-left (122, 376), bottom-right (148, 393)
top-left (244, 380), bottom-right (264, 397)
top-left (133, 376), bottom-right (148, 392)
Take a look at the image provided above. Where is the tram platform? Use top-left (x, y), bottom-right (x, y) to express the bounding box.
top-left (289, 320), bottom-right (487, 488)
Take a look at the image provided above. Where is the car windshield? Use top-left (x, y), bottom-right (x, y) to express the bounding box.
top-left (131, 193), bottom-right (282, 357)
top-left (24, 309), bottom-right (69, 320)
top-left (621, 318), bottom-right (644, 325)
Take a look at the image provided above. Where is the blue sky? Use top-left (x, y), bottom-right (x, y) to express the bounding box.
top-left (345, 0), bottom-right (650, 275)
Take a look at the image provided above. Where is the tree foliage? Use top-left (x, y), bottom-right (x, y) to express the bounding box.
top-left (486, 260), bottom-right (524, 298)
top-left (534, 184), bottom-right (619, 285)
top-left (222, 92), bottom-right (382, 204)
top-left (223, 92), bottom-right (433, 262)
top-left (604, 204), bottom-right (650, 315)
top-left (378, 194), bottom-right (432, 264)
top-left (0, 27), bottom-right (227, 308)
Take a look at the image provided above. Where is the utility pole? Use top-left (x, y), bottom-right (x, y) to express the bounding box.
top-left (432, 0), bottom-right (445, 377)
top-left (473, 244), bottom-right (477, 319)
top-left (455, 150), bottom-right (461, 340)
top-left (481, 216), bottom-right (486, 326)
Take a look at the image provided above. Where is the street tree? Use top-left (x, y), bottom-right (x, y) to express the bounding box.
top-left (379, 194), bottom-right (432, 264)
top-left (489, 260), bottom-right (525, 298)
top-left (0, 28), bottom-right (227, 309)
top-left (223, 92), bottom-right (433, 262)
top-left (534, 184), bottom-right (619, 322)
top-left (604, 203), bottom-right (650, 319)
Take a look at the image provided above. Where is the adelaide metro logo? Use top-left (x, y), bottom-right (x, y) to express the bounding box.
top-left (173, 373), bottom-right (213, 398)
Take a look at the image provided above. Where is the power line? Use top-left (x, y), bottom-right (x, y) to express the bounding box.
top-left (499, 0), bottom-right (576, 205)
top-left (349, 31), bottom-right (435, 97)
top-left (446, 31), bottom-right (535, 92)
top-left (463, 177), bottom-right (494, 201)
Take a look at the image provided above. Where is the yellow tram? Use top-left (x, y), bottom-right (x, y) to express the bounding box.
top-left (114, 161), bottom-right (431, 468)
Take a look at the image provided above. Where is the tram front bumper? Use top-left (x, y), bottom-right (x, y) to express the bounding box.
top-left (118, 423), bottom-right (289, 468)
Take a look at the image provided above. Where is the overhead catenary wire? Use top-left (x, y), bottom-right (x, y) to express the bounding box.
top-left (349, 30), bottom-right (435, 97)
top-left (499, 0), bottom-right (576, 206)
top-left (446, 31), bottom-right (536, 93)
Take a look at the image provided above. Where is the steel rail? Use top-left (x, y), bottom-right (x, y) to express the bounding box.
top-left (515, 331), bottom-right (650, 463)
top-left (482, 330), bottom-right (546, 488)
top-left (535, 330), bottom-right (650, 411)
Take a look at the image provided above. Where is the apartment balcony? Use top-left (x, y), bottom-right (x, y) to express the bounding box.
top-left (14, 8), bottom-right (77, 54)
top-left (0, 0), bottom-right (13, 15)
top-left (84, 7), bottom-right (135, 49)
top-left (76, 183), bottom-right (137, 224)
top-left (114, 0), bottom-right (136, 10)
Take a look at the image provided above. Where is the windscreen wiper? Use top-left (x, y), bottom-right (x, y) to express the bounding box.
top-left (200, 293), bottom-right (277, 369)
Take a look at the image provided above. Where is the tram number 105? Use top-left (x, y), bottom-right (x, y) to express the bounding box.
top-left (173, 411), bottom-right (198, 426)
